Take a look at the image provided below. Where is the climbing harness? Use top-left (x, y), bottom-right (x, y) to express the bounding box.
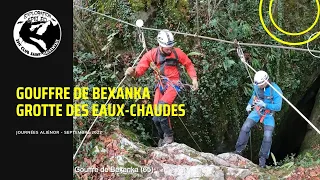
top-left (234, 40), bottom-right (320, 136)
top-left (151, 48), bottom-right (193, 95)
top-left (72, 9), bottom-right (320, 159)
top-left (154, 47), bottom-right (179, 76)
top-left (149, 49), bottom-right (202, 151)
top-left (235, 39), bottom-right (275, 124)
top-left (252, 87), bottom-right (275, 124)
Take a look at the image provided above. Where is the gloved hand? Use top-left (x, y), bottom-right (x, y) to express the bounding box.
top-left (246, 104), bottom-right (252, 113)
top-left (255, 100), bottom-right (266, 108)
top-left (191, 79), bottom-right (199, 91)
top-left (125, 67), bottom-right (136, 77)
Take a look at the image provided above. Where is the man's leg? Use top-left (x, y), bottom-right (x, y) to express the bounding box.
top-left (259, 115), bottom-right (275, 168)
top-left (235, 110), bottom-right (259, 154)
top-left (152, 88), bottom-right (164, 147)
top-left (158, 85), bottom-right (178, 145)
top-left (152, 116), bottom-right (165, 147)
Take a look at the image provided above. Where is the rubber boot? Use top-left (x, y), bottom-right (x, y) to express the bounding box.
top-left (259, 157), bottom-right (266, 168)
top-left (233, 150), bottom-right (243, 156)
top-left (163, 133), bottom-right (174, 145)
top-left (158, 138), bottom-right (164, 147)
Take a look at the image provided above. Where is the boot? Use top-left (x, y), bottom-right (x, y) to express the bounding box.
top-left (259, 157), bottom-right (266, 168)
top-left (163, 134), bottom-right (174, 145)
top-left (158, 138), bottom-right (164, 147)
top-left (233, 150), bottom-right (243, 156)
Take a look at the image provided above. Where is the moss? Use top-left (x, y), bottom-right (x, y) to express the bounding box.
top-left (198, 177), bottom-right (211, 180)
top-left (111, 134), bottom-right (118, 140)
top-left (163, 0), bottom-right (190, 22)
top-left (188, 151), bottom-right (199, 158)
top-left (117, 160), bottom-right (142, 179)
top-left (121, 128), bottom-right (138, 141)
top-left (123, 161), bottom-right (139, 169)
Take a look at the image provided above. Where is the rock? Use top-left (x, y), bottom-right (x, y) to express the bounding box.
top-left (159, 163), bottom-right (225, 180)
top-left (89, 131), bottom-right (260, 179)
top-left (300, 87), bottom-right (320, 152)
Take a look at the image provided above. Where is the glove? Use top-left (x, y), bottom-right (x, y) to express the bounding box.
top-left (246, 104), bottom-right (252, 113)
top-left (255, 100), bottom-right (266, 108)
top-left (125, 67), bottom-right (136, 77)
top-left (191, 79), bottom-right (199, 91)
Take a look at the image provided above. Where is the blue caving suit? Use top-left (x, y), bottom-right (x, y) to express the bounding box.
top-left (235, 82), bottom-right (283, 164)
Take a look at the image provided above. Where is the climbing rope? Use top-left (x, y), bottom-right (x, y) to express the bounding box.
top-left (158, 76), bottom-right (203, 152)
top-left (234, 40), bottom-right (320, 135)
top-left (149, 61), bottom-right (202, 151)
top-left (73, 4), bottom-right (320, 54)
top-left (235, 40), bottom-right (254, 160)
top-left (73, 30), bottom-right (148, 160)
top-left (72, 4), bottom-right (320, 160)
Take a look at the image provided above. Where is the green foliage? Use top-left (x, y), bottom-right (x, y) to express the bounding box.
top-left (162, 0), bottom-right (189, 22)
top-left (128, 0), bottom-right (151, 12)
top-left (271, 152), bottom-right (277, 166)
top-left (276, 148), bottom-right (320, 169)
top-left (73, 0), bottom-right (320, 162)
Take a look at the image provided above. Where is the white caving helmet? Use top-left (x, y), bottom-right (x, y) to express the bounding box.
top-left (157, 29), bottom-right (175, 47)
top-left (254, 70), bottom-right (269, 85)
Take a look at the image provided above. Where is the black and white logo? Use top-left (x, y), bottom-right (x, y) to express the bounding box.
top-left (13, 10), bottom-right (61, 58)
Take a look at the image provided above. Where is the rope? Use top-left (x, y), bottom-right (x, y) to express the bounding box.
top-left (235, 42), bottom-right (320, 135)
top-left (137, 27), bottom-right (147, 50)
top-left (73, 4), bottom-right (320, 54)
top-left (237, 41), bottom-right (254, 160)
top-left (73, 48), bottom-right (147, 160)
top-left (249, 130), bottom-right (252, 161)
top-left (157, 76), bottom-right (202, 152)
top-left (178, 116), bottom-right (203, 152)
top-left (72, 4), bottom-right (320, 158)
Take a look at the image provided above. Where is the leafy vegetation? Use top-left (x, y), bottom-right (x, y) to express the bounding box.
top-left (73, 0), bottom-right (320, 172)
top-left (257, 144), bottom-right (320, 179)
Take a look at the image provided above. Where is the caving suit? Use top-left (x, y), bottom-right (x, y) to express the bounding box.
top-left (135, 47), bottom-right (197, 140)
top-left (235, 82), bottom-right (283, 163)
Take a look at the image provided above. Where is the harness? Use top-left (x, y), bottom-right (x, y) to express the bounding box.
top-left (253, 85), bottom-right (274, 123)
top-left (152, 48), bottom-right (182, 94)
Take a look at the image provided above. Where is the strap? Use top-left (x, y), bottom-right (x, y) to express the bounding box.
top-left (172, 48), bottom-right (179, 60)
top-left (155, 48), bottom-right (159, 64)
top-left (154, 48), bottom-right (179, 76)
top-left (269, 83), bottom-right (274, 114)
top-left (259, 109), bottom-right (271, 123)
top-left (260, 114), bottom-right (266, 123)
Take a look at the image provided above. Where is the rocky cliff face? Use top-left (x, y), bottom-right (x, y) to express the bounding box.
top-left (74, 129), bottom-right (282, 180)
top-left (74, 127), bottom-right (320, 180)
top-left (300, 87), bottom-right (320, 153)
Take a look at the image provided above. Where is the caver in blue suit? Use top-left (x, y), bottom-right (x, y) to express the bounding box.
top-left (235, 81), bottom-right (283, 167)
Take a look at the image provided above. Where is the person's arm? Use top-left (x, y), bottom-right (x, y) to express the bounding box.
top-left (176, 48), bottom-right (197, 81)
top-left (265, 84), bottom-right (283, 111)
top-left (133, 50), bottom-right (153, 78)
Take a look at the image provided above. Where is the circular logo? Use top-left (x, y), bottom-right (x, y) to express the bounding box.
top-left (13, 10), bottom-right (62, 58)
